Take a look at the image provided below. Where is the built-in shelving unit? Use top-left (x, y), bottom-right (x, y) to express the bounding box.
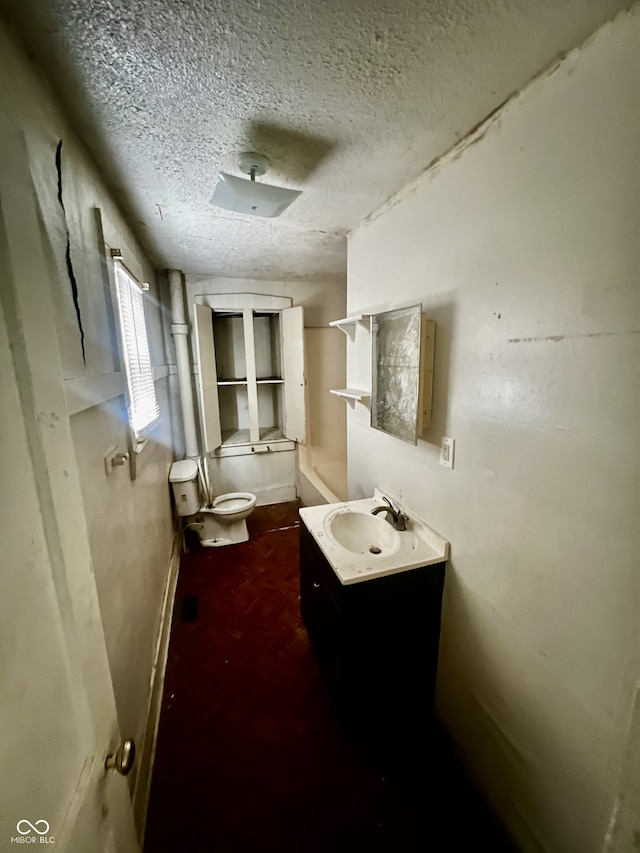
top-left (212, 311), bottom-right (286, 446)
top-left (194, 300), bottom-right (306, 451)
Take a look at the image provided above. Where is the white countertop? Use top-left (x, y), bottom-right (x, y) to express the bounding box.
top-left (299, 489), bottom-right (449, 585)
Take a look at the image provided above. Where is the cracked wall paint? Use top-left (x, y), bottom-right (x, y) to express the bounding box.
top-left (55, 140), bottom-right (86, 363)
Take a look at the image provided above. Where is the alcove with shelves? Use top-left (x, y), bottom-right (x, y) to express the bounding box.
top-left (193, 297), bottom-right (305, 452)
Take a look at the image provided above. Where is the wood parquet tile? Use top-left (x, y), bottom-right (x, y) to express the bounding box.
top-left (144, 502), bottom-right (515, 853)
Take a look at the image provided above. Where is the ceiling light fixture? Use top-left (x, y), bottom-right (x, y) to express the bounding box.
top-left (210, 152), bottom-right (302, 218)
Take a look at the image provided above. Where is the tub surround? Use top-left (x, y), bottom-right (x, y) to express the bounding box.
top-left (297, 444), bottom-right (346, 506)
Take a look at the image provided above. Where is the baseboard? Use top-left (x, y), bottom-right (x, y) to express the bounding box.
top-left (255, 484), bottom-right (297, 505)
top-left (134, 533), bottom-right (181, 844)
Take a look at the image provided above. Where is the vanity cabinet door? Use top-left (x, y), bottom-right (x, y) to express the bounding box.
top-left (299, 561), bottom-right (341, 685)
top-left (338, 594), bottom-right (439, 731)
top-left (299, 525), bottom-right (342, 680)
top-left (344, 566), bottom-right (445, 727)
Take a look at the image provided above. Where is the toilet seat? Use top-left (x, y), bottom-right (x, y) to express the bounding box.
top-left (209, 492), bottom-right (256, 516)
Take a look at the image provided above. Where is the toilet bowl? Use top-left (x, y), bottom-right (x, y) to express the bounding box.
top-left (196, 492), bottom-right (257, 547)
top-left (168, 461), bottom-right (257, 548)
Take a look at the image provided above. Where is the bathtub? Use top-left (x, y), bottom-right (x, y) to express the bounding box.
top-left (298, 446), bottom-right (347, 506)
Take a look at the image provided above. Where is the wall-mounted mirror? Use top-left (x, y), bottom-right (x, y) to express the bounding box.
top-left (370, 305), bottom-right (434, 445)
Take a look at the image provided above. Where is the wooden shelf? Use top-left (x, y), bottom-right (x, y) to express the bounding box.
top-left (329, 388), bottom-right (370, 402)
top-left (259, 425), bottom-right (285, 441)
top-left (220, 426), bottom-right (285, 447)
top-left (220, 428), bottom-right (252, 445)
top-left (256, 377), bottom-right (284, 384)
top-left (217, 378), bottom-right (248, 386)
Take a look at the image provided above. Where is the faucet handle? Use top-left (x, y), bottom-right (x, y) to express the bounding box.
top-left (382, 495), bottom-right (395, 510)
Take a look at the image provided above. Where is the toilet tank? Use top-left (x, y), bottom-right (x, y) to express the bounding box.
top-left (169, 460), bottom-right (200, 516)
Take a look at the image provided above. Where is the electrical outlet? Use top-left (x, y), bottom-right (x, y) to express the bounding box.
top-left (440, 437), bottom-right (455, 469)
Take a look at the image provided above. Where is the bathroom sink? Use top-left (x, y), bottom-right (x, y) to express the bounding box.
top-left (299, 490), bottom-right (449, 585)
top-left (325, 509), bottom-right (402, 556)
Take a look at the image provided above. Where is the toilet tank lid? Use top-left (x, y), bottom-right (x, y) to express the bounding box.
top-left (169, 459), bottom-right (199, 483)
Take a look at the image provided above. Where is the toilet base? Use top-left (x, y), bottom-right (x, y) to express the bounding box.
top-left (200, 537), bottom-right (234, 548)
top-left (192, 511), bottom-right (250, 547)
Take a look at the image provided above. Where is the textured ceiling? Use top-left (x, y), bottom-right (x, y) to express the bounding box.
top-left (1, 0), bottom-right (632, 280)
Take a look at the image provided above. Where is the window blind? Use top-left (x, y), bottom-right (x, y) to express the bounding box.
top-left (114, 264), bottom-right (160, 443)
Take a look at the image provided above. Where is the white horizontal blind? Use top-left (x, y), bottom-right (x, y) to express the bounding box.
top-left (114, 263), bottom-right (160, 442)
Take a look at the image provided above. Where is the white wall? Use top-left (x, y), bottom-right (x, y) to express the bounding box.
top-left (0, 15), bottom-right (175, 822)
top-left (304, 327), bottom-right (346, 467)
top-left (347, 8), bottom-right (640, 853)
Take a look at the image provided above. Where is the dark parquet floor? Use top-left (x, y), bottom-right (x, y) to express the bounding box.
top-left (144, 502), bottom-right (515, 853)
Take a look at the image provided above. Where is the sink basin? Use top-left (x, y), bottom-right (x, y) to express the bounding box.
top-left (325, 510), bottom-right (400, 556)
top-left (300, 490), bottom-right (449, 585)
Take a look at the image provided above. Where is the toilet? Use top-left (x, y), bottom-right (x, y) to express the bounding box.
top-left (169, 460), bottom-right (257, 547)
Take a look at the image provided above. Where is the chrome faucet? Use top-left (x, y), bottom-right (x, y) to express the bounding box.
top-left (371, 496), bottom-right (408, 531)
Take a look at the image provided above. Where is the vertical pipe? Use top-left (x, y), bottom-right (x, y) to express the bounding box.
top-left (168, 269), bottom-right (199, 459)
top-left (158, 269), bottom-right (185, 458)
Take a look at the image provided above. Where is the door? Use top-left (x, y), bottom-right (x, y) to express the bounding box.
top-left (0, 116), bottom-right (138, 852)
top-left (193, 303), bottom-right (222, 452)
top-left (281, 306), bottom-right (306, 443)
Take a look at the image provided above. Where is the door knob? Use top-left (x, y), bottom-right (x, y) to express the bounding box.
top-left (105, 738), bottom-right (136, 776)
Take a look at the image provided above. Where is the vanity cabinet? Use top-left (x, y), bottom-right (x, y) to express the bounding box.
top-left (299, 523), bottom-right (445, 734)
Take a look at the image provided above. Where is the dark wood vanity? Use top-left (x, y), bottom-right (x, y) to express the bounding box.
top-left (299, 522), bottom-right (446, 735)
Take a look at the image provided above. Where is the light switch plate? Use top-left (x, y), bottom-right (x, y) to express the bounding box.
top-left (440, 437), bottom-right (455, 469)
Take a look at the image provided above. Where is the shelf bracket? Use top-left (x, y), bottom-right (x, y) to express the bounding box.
top-left (329, 315), bottom-right (370, 339)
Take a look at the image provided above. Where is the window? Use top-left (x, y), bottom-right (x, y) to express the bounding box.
top-left (114, 261), bottom-right (159, 445)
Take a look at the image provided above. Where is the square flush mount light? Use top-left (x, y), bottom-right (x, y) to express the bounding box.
top-left (210, 152), bottom-right (302, 218)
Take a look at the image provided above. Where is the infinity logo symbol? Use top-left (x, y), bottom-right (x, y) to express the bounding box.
top-left (17, 820), bottom-right (50, 835)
